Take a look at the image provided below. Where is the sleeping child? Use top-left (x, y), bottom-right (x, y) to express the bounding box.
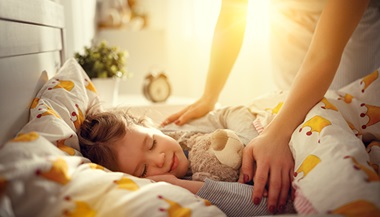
top-left (78, 69), bottom-right (380, 216)
top-left (77, 104), bottom-right (295, 216)
top-left (78, 105), bottom-right (257, 181)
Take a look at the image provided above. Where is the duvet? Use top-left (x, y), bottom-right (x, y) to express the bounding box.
top-left (249, 69), bottom-right (380, 215)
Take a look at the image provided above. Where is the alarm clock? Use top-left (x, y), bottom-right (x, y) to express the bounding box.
top-left (143, 72), bottom-right (171, 103)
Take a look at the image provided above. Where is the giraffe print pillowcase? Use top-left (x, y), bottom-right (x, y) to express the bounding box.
top-left (19, 58), bottom-right (100, 156)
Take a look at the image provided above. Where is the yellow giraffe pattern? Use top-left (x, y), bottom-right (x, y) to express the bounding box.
top-left (360, 70), bottom-right (378, 93)
top-left (158, 195), bottom-right (192, 217)
top-left (299, 115), bottom-right (332, 136)
top-left (57, 136), bottom-right (76, 156)
top-left (48, 79), bottom-right (75, 91)
top-left (37, 104), bottom-right (61, 119)
top-left (344, 156), bottom-right (380, 182)
top-left (266, 102), bottom-right (283, 114)
top-left (64, 200), bottom-right (96, 217)
top-left (114, 177), bottom-right (140, 191)
top-left (320, 98), bottom-right (338, 111)
top-left (85, 79), bottom-right (97, 93)
top-left (360, 104), bottom-right (380, 129)
top-left (331, 200), bottom-right (380, 217)
top-left (12, 132), bottom-right (39, 142)
top-left (295, 155), bottom-right (321, 179)
top-left (36, 158), bottom-right (71, 185)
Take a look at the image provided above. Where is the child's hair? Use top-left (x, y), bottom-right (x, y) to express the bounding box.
top-left (78, 106), bottom-right (149, 171)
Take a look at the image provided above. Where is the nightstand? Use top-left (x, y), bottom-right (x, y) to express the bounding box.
top-left (115, 94), bottom-right (195, 124)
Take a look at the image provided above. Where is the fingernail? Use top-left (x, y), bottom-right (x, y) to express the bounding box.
top-left (278, 205), bottom-right (285, 213)
top-left (243, 174), bottom-right (249, 183)
top-left (174, 120), bottom-right (180, 125)
top-left (253, 197), bottom-right (260, 205)
top-left (269, 205), bottom-right (276, 214)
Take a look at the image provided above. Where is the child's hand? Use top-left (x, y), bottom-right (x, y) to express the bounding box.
top-left (148, 174), bottom-right (204, 194)
top-left (147, 174), bottom-right (179, 184)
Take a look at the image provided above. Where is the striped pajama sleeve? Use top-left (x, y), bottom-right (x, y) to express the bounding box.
top-left (196, 179), bottom-right (296, 216)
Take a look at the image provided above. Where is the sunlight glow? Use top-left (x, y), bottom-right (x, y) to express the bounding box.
top-left (166, 0), bottom-right (274, 105)
top-left (179, 0), bottom-right (271, 43)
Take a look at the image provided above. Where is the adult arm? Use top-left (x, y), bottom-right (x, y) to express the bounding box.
top-left (239, 0), bottom-right (370, 213)
top-left (161, 0), bottom-right (248, 126)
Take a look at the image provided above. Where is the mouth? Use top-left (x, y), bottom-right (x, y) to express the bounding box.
top-left (169, 153), bottom-right (178, 173)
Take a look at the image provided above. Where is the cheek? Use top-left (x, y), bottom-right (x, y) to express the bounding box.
top-left (160, 136), bottom-right (180, 149)
top-left (177, 154), bottom-right (189, 176)
top-left (115, 144), bottom-right (139, 174)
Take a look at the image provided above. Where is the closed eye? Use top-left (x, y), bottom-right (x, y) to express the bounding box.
top-left (150, 138), bottom-right (157, 150)
top-left (141, 164), bottom-right (147, 177)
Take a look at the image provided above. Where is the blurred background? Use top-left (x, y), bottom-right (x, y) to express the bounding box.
top-left (61, 0), bottom-right (276, 106)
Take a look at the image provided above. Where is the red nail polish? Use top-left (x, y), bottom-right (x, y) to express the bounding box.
top-left (278, 205), bottom-right (285, 213)
top-left (253, 197), bottom-right (260, 205)
top-left (269, 205), bottom-right (276, 214)
top-left (243, 174), bottom-right (249, 183)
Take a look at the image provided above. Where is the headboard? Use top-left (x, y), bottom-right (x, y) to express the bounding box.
top-left (0, 0), bottom-right (65, 145)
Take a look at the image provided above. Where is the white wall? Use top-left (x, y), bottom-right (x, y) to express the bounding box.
top-left (95, 0), bottom-right (276, 106)
top-left (163, 0), bottom-right (275, 106)
top-left (61, 0), bottom-right (97, 60)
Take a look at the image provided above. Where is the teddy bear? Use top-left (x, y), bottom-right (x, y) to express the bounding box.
top-left (165, 129), bottom-right (244, 182)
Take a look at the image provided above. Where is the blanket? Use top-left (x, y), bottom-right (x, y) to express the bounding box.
top-left (249, 69), bottom-right (380, 215)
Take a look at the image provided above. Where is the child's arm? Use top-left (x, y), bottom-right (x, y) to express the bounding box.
top-left (148, 174), bottom-right (204, 194)
top-left (148, 175), bottom-right (295, 216)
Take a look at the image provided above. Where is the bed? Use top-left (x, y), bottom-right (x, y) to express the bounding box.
top-left (1, 1), bottom-right (379, 217)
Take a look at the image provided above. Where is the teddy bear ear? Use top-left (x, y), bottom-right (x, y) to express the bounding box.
top-left (209, 129), bottom-right (244, 170)
top-left (210, 129), bottom-right (229, 151)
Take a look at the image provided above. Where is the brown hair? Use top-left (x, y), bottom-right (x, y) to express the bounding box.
top-left (78, 106), bottom-right (149, 171)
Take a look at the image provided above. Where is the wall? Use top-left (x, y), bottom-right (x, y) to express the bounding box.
top-left (61, 0), bottom-right (97, 60)
top-left (95, 0), bottom-right (276, 106)
top-left (164, 0), bottom-right (276, 106)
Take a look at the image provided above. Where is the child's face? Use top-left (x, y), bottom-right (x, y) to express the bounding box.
top-left (115, 124), bottom-right (189, 178)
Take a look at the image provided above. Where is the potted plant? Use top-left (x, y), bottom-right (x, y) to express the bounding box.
top-left (75, 41), bottom-right (129, 106)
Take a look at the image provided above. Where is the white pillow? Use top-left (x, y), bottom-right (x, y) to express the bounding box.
top-left (19, 58), bottom-right (100, 156)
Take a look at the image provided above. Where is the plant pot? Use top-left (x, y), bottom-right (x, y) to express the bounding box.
top-left (92, 78), bottom-right (120, 107)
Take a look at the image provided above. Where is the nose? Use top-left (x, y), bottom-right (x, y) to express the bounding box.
top-left (148, 152), bottom-right (165, 168)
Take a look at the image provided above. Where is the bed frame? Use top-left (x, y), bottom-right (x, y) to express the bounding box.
top-left (0, 0), bottom-right (65, 145)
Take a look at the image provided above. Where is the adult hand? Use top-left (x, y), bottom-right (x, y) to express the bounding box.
top-left (238, 130), bottom-right (294, 214)
top-left (161, 97), bottom-right (216, 126)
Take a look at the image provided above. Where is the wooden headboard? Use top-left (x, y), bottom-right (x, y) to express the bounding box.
top-left (0, 0), bottom-right (65, 145)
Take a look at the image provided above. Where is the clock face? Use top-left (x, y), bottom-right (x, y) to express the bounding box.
top-left (143, 72), bottom-right (171, 103)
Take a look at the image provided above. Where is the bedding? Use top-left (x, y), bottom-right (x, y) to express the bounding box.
top-left (163, 69), bottom-right (380, 216)
top-left (0, 59), bottom-right (226, 217)
top-left (1, 57), bottom-right (378, 217)
top-left (248, 69), bottom-right (380, 215)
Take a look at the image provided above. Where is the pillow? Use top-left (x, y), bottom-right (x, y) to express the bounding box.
top-left (19, 58), bottom-right (100, 156)
top-left (0, 58), bottom-right (226, 217)
top-left (0, 132), bottom-right (226, 217)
